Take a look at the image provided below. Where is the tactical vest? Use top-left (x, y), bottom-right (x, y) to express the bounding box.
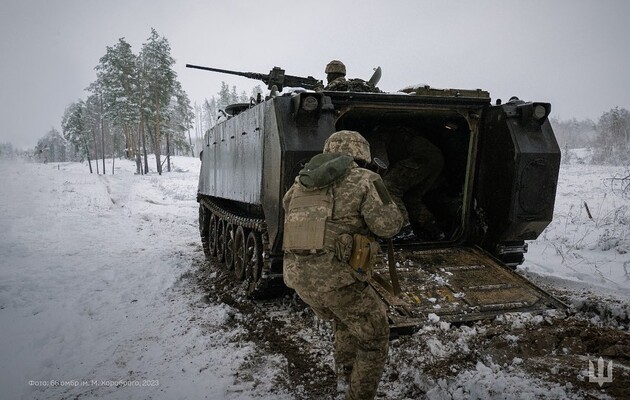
top-left (283, 185), bottom-right (337, 252)
top-left (283, 173), bottom-right (380, 280)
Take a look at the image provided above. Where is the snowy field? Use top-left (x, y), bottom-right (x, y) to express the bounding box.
top-left (0, 157), bottom-right (292, 400)
top-left (0, 154), bottom-right (628, 399)
top-left (522, 156), bottom-right (630, 321)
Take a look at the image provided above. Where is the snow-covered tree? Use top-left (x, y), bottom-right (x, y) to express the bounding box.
top-left (35, 128), bottom-right (67, 163)
top-left (94, 38), bottom-right (140, 166)
top-left (163, 82), bottom-right (194, 169)
top-left (0, 142), bottom-right (15, 159)
top-left (62, 100), bottom-right (94, 171)
top-left (139, 28), bottom-right (176, 175)
top-left (594, 107), bottom-right (630, 164)
top-left (550, 117), bottom-right (597, 150)
top-left (83, 93), bottom-right (105, 174)
top-left (203, 97), bottom-right (218, 129)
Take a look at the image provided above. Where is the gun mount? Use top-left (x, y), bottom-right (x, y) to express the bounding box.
top-left (186, 63), bottom-right (322, 92)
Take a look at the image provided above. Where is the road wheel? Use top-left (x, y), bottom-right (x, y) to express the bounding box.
top-left (216, 219), bottom-right (226, 263)
top-left (233, 226), bottom-right (247, 281)
top-left (245, 231), bottom-right (262, 296)
top-left (199, 205), bottom-right (210, 259)
top-left (208, 214), bottom-right (218, 257)
top-left (224, 223), bottom-right (235, 269)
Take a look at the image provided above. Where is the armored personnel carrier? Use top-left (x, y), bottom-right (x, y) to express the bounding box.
top-left (191, 64), bottom-right (565, 330)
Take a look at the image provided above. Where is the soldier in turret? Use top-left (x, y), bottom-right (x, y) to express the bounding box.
top-left (324, 60), bottom-right (347, 89)
top-left (282, 130), bottom-right (403, 400)
top-left (324, 60), bottom-right (381, 93)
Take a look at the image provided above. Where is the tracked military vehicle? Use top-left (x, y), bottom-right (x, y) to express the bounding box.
top-left (191, 64), bottom-right (565, 330)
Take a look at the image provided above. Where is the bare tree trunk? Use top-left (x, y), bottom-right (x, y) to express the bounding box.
top-left (137, 79), bottom-right (147, 174)
top-left (142, 121), bottom-right (149, 174)
top-left (152, 94), bottom-right (163, 175)
top-left (188, 128), bottom-right (194, 157)
top-left (112, 135), bottom-right (116, 175)
top-left (166, 131), bottom-right (171, 172)
top-left (93, 127), bottom-right (100, 175)
top-left (83, 139), bottom-right (93, 174)
top-left (150, 124), bottom-right (162, 175)
top-left (124, 128), bottom-right (131, 159)
top-left (100, 95), bottom-right (106, 174)
top-left (132, 125), bottom-right (142, 174)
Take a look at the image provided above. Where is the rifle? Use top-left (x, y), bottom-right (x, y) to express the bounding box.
top-left (186, 64), bottom-right (322, 92)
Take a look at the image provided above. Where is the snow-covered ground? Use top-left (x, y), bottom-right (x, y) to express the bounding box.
top-left (522, 158), bottom-right (630, 322)
top-left (0, 153), bottom-right (628, 399)
top-left (0, 157), bottom-right (291, 400)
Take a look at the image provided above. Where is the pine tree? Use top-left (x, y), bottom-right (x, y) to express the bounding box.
top-left (84, 94), bottom-right (103, 174)
top-left (94, 38), bottom-right (141, 172)
top-left (203, 97), bottom-right (218, 128)
top-left (62, 100), bottom-right (94, 172)
top-left (170, 82), bottom-right (194, 157)
top-left (217, 81), bottom-right (231, 112)
top-left (139, 28), bottom-right (176, 175)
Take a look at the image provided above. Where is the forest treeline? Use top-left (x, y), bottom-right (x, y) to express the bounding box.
top-left (551, 106), bottom-right (630, 165)
top-left (39, 29), bottom-right (195, 175)
top-left (16, 28), bottom-right (630, 170)
top-left (29, 105), bottom-right (629, 168)
top-left (28, 28), bottom-right (262, 175)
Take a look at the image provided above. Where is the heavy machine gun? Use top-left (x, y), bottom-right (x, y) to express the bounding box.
top-left (186, 64), bottom-right (322, 92)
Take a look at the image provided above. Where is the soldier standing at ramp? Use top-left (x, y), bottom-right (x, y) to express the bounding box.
top-left (282, 130), bottom-right (403, 399)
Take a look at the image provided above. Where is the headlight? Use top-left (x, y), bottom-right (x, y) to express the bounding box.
top-left (533, 104), bottom-right (547, 120)
top-left (301, 96), bottom-right (319, 112)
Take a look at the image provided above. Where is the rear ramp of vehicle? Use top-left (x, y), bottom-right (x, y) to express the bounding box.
top-left (370, 246), bottom-right (567, 333)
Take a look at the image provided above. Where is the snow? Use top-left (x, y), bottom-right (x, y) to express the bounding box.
top-left (523, 163), bottom-right (630, 292)
top-left (0, 157), bottom-right (291, 400)
top-left (520, 160), bottom-right (630, 323)
top-left (1, 152), bottom-right (628, 399)
top-left (432, 360), bottom-right (570, 400)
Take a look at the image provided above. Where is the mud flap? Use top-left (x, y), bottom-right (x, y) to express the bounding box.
top-left (369, 246), bottom-right (567, 332)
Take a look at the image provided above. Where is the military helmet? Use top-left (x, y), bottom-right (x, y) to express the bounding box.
top-left (323, 130), bottom-right (371, 163)
top-left (325, 60), bottom-right (346, 75)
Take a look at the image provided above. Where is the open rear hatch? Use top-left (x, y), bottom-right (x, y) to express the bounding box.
top-left (370, 246), bottom-right (567, 332)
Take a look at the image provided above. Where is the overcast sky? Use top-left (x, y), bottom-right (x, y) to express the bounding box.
top-left (1, 0), bottom-right (628, 149)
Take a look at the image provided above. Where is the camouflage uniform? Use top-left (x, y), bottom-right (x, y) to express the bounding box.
top-left (325, 78), bottom-right (381, 93)
top-left (377, 129), bottom-right (445, 237)
top-left (323, 60), bottom-right (381, 93)
top-left (283, 131), bottom-right (403, 400)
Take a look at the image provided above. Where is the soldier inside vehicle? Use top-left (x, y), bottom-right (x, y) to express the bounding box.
top-left (337, 113), bottom-right (471, 243)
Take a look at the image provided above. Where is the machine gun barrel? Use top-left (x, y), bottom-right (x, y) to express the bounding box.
top-left (186, 63), bottom-right (322, 92)
top-left (186, 64), bottom-right (266, 82)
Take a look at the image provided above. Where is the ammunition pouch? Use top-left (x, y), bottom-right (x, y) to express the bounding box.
top-left (348, 234), bottom-right (379, 281)
top-left (335, 233), bottom-right (354, 262)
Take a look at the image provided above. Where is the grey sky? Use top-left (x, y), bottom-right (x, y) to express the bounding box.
top-left (1, 0), bottom-right (628, 149)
